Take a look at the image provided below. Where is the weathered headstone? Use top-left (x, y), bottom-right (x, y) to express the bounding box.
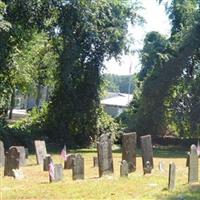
top-left (25, 148), bottom-right (29, 159)
top-left (188, 144), bottom-right (198, 183)
top-left (43, 155), bottom-right (52, 171)
top-left (34, 140), bottom-right (47, 165)
top-left (93, 156), bottom-right (98, 167)
top-left (10, 146), bottom-right (26, 166)
top-left (49, 164), bottom-right (63, 182)
top-left (64, 154), bottom-right (75, 169)
top-left (140, 135), bottom-right (154, 174)
top-left (122, 132), bottom-right (137, 173)
top-left (0, 140), bottom-right (5, 167)
top-left (4, 147), bottom-right (20, 177)
top-left (72, 154), bottom-right (84, 180)
top-left (120, 160), bottom-right (128, 177)
top-left (97, 134), bottom-right (114, 177)
top-left (168, 162), bottom-right (176, 191)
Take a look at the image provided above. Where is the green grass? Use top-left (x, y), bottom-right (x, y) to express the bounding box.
top-left (1, 148), bottom-right (200, 199)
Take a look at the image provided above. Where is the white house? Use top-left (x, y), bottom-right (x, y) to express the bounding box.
top-left (101, 93), bottom-right (133, 117)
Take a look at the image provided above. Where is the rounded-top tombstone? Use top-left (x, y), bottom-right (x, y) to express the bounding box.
top-left (4, 147), bottom-right (20, 177)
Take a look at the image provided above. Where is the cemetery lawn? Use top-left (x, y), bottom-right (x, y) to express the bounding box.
top-left (1, 148), bottom-right (200, 200)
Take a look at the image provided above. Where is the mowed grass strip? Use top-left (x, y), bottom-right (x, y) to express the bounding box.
top-left (1, 149), bottom-right (200, 200)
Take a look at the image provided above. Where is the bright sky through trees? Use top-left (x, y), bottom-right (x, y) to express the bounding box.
top-left (104, 0), bottom-right (171, 75)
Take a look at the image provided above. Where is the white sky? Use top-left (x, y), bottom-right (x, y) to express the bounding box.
top-left (103, 0), bottom-right (171, 75)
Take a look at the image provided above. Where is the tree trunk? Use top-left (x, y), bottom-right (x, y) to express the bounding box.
top-left (9, 87), bottom-right (15, 119)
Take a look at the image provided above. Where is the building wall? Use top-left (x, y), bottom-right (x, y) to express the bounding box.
top-left (103, 105), bottom-right (125, 117)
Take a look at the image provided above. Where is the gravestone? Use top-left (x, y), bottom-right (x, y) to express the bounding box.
top-left (72, 154), bottom-right (84, 180)
top-left (64, 154), bottom-right (75, 169)
top-left (43, 155), bottom-right (52, 171)
top-left (168, 163), bottom-right (176, 191)
top-left (188, 144), bottom-right (198, 183)
top-left (4, 147), bottom-right (20, 177)
top-left (120, 160), bottom-right (128, 177)
top-left (122, 132), bottom-right (137, 173)
top-left (34, 140), bottom-right (47, 165)
top-left (93, 156), bottom-right (98, 167)
top-left (25, 148), bottom-right (29, 159)
top-left (159, 161), bottom-right (164, 172)
top-left (13, 169), bottom-right (24, 179)
top-left (140, 135), bottom-right (154, 174)
top-left (97, 134), bottom-right (114, 177)
top-left (49, 164), bottom-right (63, 182)
top-left (10, 146), bottom-right (26, 166)
top-left (0, 140), bottom-right (5, 167)
top-left (186, 152), bottom-right (190, 167)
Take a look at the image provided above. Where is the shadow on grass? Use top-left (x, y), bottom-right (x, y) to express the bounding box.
top-left (156, 184), bottom-right (200, 200)
top-left (46, 145), bottom-right (187, 159)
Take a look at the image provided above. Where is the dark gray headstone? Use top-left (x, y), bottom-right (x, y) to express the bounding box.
top-left (10, 146), bottom-right (26, 166)
top-left (122, 132), bottom-right (137, 173)
top-left (0, 140), bottom-right (5, 167)
top-left (186, 152), bottom-right (189, 167)
top-left (25, 148), bottom-right (29, 159)
top-left (188, 144), bottom-right (198, 183)
top-left (4, 147), bottom-right (20, 177)
top-left (49, 164), bottom-right (63, 182)
top-left (168, 162), bottom-right (176, 191)
top-left (43, 155), bottom-right (52, 171)
top-left (72, 154), bottom-right (84, 180)
top-left (93, 156), bottom-right (98, 167)
top-left (97, 134), bottom-right (114, 177)
top-left (34, 140), bottom-right (47, 165)
top-left (64, 154), bottom-right (75, 169)
top-left (140, 135), bottom-right (154, 174)
top-left (120, 160), bottom-right (128, 177)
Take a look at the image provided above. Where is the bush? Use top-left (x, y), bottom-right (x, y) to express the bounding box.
top-left (97, 107), bottom-right (123, 143)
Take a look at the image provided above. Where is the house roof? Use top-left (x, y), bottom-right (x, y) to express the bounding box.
top-left (101, 93), bottom-right (133, 107)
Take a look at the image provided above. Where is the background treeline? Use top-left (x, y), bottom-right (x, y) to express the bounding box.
top-left (103, 74), bottom-right (137, 94)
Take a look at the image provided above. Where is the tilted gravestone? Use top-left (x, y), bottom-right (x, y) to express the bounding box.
top-left (43, 155), bottom-right (52, 171)
top-left (64, 154), bottom-right (75, 169)
top-left (120, 160), bottom-right (128, 177)
top-left (4, 147), bottom-right (20, 177)
top-left (188, 144), bottom-right (198, 183)
top-left (97, 134), bottom-right (114, 177)
top-left (0, 140), bottom-right (5, 167)
top-left (10, 146), bottom-right (26, 166)
top-left (72, 154), bottom-right (84, 180)
top-left (140, 135), bottom-right (154, 174)
top-left (49, 164), bottom-right (63, 182)
top-left (93, 156), bottom-right (98, 167)
top-left (122, 132), bottom-right (137, 173)
top-left (34, 140), bottom-right (47, 165)
top-left (168, 163), bottom-right (176, 191)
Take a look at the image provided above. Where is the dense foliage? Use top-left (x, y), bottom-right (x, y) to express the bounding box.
top-left (126, 0), bottom-right (200, 137)
top-left (0, 0), bottom-right (141, 146)
top-left (103, 73), bottom-right (137, 94)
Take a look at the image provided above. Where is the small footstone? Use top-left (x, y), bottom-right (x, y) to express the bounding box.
top-left (120, 160), bottom-right (128, 177)
top-left (12, 169), bottom-right (24, 179)
top-left (168, 162), bottom-right (176, 191)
